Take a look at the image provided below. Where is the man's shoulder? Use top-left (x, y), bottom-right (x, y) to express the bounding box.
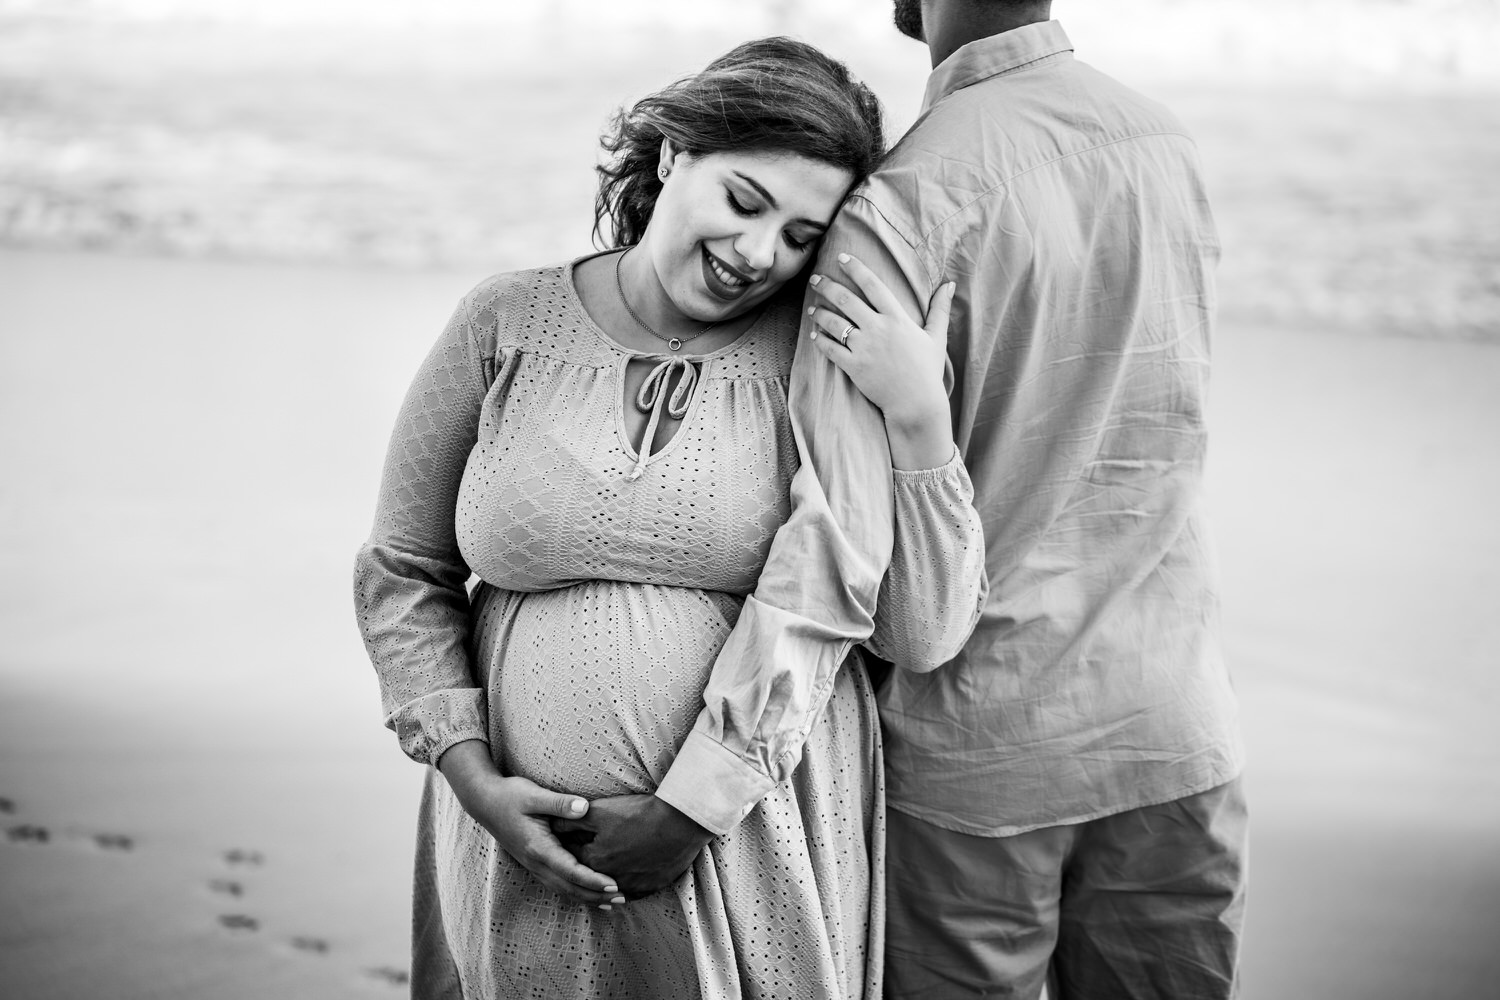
top-left (1068, 57), bottom-right (1192, 137)
top-left (910, 56), bottom-right (1190, 163)
top-left (857, 59), bottom-right (1198, 246)
top-left (848, 116), bottom-right (1000, 254)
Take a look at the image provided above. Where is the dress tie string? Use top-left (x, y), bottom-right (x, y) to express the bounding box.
top-left (627, 357), bottom-right (698, 481)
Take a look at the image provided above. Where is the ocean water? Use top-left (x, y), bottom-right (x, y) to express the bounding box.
top-left (2, 7), bottom-right (1499, 341)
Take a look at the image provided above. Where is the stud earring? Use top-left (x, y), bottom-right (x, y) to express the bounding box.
top-left (659, 167), bottom-right (669, 180)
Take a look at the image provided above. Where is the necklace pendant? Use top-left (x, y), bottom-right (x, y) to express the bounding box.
top-left (668, 337), bottom-right (682, 351)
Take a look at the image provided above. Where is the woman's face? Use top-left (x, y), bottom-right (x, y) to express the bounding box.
top-left (639, 145), bottom-right (854, 324)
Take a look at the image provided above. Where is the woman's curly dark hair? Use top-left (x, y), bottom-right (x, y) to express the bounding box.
top-left (594, 37), bottom-right (885, 249)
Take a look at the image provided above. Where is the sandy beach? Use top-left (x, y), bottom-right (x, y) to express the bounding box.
top-left (0, 250), bottom-right (445, 998)
top-left (2, 247), bottom-right (1497, 998)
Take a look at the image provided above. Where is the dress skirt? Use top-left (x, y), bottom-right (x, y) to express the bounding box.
top-left (409, 579), bottom-right (885, 999)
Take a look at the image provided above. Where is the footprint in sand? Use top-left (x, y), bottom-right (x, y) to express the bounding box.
top-left (209, 878), bottom-right (245, 898)
top-left (211, 851), bottom-right (267, 935)
top-left (289, 935), bottom-right (330, 955)
top-left (366, 966), bottom-right (410, 987)
top-left (202, 847), bottom-right (405, 987)
top-left (3, 809), bottom-right (395, 985)
top-left (218, 913), bottom-right (261, 932)
top-left (4, 817), bottom-right (138, 851)
top-left (92, 832), bottom-right (134, 851)
top-left (222, 848), bottom-right (266, 867)
top-left (6, 823), bottom-right (50, 844)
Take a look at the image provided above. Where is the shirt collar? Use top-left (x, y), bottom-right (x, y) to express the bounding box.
top-left (921, 19), bottom-right (1074, 112)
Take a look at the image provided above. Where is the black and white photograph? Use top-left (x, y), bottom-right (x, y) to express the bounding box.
top-left (2, 1), bottom-right (1497, 997)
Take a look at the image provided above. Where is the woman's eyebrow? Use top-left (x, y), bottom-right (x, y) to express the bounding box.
top-left (731, 171), bottom-right (778, 208)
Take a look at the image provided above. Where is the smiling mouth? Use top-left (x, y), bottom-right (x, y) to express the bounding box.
top-left (702, 247), bottom-right (756, 299)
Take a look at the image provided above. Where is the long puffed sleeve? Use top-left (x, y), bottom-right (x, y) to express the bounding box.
top-left (656, 195), bottom-right (969, 834)
top-left (869, 452), bottom-right (987, 673)
top-left (353, 288), bottom-right (498, 767)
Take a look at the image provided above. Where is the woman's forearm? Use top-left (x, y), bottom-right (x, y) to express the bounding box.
top-left (883, 392), bottom-right (954, 471)
top-left (436, 738), bottom-right (498, 804)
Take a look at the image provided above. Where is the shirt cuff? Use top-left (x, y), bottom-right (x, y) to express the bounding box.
top-left (655, 729), bottom-right (776, 836)
top-left (891, 443), bottom-right (963, 484)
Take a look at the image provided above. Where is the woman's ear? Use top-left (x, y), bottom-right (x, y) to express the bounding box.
top-left (658, 138), bottom-right (681, 182)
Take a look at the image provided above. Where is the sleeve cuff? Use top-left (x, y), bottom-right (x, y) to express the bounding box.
top-left (427, 730), bottom-right (491, 771)
top-left (891, 444), bottom-right (965, 486)
top-left (655, 729), bottom-right (776, 836)
top-left (387, 688), bottom-right (489, 768)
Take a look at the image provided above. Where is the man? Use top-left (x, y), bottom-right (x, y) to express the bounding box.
top-left (566, 3), bottom-right (1246, 996)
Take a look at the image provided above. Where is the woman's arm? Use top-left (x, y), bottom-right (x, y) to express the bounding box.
top-left (869, 456), bottom-right (987, 671)
top-left (652, 201), bottom-right (944, 838)
top-left (353, 292), bottom-right (492, 766)
top-left (806, 252), bottom-right (955, 471)
top-left (353, 281), bottom-right (617, 906)
top-left (807, 255), bottom-right (987, 670)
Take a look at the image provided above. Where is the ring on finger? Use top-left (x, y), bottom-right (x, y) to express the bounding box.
top-left (839, 321), bottom-right (857, 347)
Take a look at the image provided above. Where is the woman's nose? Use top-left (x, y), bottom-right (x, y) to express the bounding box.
top-left (734, 226), bottom-right (777, 272)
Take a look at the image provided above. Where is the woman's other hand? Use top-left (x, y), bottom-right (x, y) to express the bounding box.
top-left (436, 740), bottom-right (625, 909)
top-left (551, 793), bottom-right (714, 900)
top-left (807, 253), bottom-right (957, 470)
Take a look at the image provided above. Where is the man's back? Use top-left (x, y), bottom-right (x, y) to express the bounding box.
top-left (857, 20), bottom-right (1242, 835)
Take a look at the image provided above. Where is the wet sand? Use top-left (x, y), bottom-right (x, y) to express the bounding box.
top-left (1209, 322), bottom-right (1500, 997)
top-left (1, 248), bottom-right (1498, 997)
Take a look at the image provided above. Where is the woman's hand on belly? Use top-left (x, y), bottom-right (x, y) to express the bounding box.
top-left (437, 740), bottom-right (627, 908)
top-left (551, 793), bottom-right (714, 899)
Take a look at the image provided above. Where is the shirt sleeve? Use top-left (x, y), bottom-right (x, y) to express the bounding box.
top-left (655, 195), bottom-right (945, 834)
top-left (868, 451), bottom-right (988, 673)
top-left (352, 288), bottom-right (497, 768)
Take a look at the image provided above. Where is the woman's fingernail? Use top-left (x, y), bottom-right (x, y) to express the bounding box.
top-left (570, 799), bottom-right (586, 813)
top-left (597, 904), bottom-right (613, 911)
top-left (946, 282), bottom-right (957, 292)
top-left (809, 329), bottom-right (817, 340)
top-left (837, 253), bottom-right (850, 263)
top-left (807, 306), bottom-right (816, 315)
top-left (610, 896), bottom-right (626, 905)
top-left (603, 884), bottom-right (618, 893)
top-left (809, 274), bottom-right (822, 285)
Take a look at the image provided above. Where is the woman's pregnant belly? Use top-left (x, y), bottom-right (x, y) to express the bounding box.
top-left (473, 580), bottom-right (743, 798)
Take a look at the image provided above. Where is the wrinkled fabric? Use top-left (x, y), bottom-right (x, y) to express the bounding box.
top-left (884, 779), bottom-right (1248, 1000)
top-left (663, 19), bottom-right (1241, 838)
top-left (353, 257), bottom-right (985, 996)
top-left (651, 326), bottom-right (987, 833)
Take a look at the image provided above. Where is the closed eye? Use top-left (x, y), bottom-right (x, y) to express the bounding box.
top-left (727, 189), bottom-right (818, 251)
top-left (726, 191), bottom-right (755, 216)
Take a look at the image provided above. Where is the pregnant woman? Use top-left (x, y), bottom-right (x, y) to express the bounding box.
top-left (354, 38), bottom-right (984, 999)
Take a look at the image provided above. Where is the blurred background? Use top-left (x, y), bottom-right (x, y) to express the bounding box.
top-left (1, 1), bottom-right (1497, 997)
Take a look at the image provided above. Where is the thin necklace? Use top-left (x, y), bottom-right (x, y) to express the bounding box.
top-left (614, 248), bottom-right (718, 352)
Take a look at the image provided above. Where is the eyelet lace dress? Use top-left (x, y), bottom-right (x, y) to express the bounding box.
top-left (354, 259), bottom-right (985, 999)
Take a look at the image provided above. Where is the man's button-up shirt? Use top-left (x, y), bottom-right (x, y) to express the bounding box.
top-left (659, 20), bottom-right (1243, 837)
